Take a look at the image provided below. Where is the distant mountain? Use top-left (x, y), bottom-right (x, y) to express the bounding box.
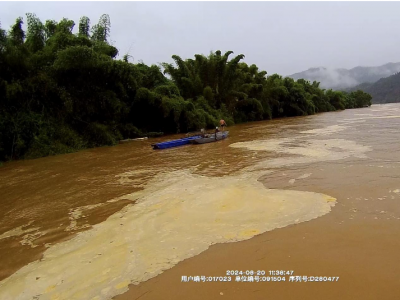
top-left (288, 62), bottom-right (400, 90)
top-left (345, 72), bottom-right (400, 104)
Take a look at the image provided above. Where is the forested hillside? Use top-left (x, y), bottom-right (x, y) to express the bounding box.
top-left (345, 72), bottom-right (400, 104)
top-left (0, 14), bottom-right (372, 162)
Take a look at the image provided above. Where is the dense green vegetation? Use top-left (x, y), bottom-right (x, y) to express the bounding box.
top-left (345, 72), bottom-right (400, 104)
top-left (0, 14), bottom-right (372, 162)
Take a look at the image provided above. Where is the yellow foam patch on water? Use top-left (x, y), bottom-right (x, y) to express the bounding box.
top-left (66, 203), bottom-right (112, 232)
top-left (0, 170), bottom-right (335, 300)
top-left (114, 280), bottom-right (130, 290)
top-left (300, 125), bottom-right (347, 135)
top-left (230, 138), bottom-right (371, 170)
top-left (239, 229), bottom-right (261, 238)
top-left (297, 173), bottom-right (312, 180)
top-left (0, 222), bottom-right (37, 241)
top-left (341, 115), bottom-right (400, 122)
top-left (46, 285), bottom-right (56, 292)
top-left (326, 197), bottom-right (336, 202)
top-left (0, 221), bottom-right (49, 249)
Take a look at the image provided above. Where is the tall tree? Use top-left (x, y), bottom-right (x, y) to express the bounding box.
top-left (9, 17), bottom-right (25, 46)
top-left (78, 16), bottom-right (90, 38)
top-left (25, 13), bottom-right (45, 52)
top-left (91, 14), bottom-right (111, 43)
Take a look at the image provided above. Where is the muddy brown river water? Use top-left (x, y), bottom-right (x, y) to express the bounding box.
top-left (0, 104), bottom-right (400, 300)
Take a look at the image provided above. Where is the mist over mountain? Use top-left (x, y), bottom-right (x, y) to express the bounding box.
top-left (345, 72), bottom-right (400, 104)
top-left (288, 62), bottom-right (400, 90)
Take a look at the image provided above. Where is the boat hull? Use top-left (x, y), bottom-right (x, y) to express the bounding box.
top-left (191, 131), bottom-right (229, 144)
top-left (152, 135), bottom-right (202, 150)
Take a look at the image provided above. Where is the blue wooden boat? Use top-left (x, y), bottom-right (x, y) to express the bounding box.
top-left (190, 131), bottom-right (229, 144)
top-left (152, 135), bottom-right (202, 150)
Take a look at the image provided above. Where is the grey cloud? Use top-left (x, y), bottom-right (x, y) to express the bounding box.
top-left (1, 2), bottom-right (400, 76)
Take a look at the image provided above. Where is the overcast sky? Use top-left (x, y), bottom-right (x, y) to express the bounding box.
top-left (1, 1), bottom-right (400, 76)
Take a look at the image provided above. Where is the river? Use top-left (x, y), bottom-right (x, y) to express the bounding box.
top-left (0, 103), bottom-right (399, 300)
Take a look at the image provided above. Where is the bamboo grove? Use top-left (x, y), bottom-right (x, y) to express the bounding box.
top-left (0, 14), bottom-right (372, 162)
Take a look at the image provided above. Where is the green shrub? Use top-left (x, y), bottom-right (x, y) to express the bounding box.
top-left (83, 122), bottom-right (116, 147)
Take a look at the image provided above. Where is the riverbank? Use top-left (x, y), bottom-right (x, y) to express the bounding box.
top-left (1, 14), bottom-right (372, 163)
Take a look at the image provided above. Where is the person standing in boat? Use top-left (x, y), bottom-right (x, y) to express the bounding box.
top-left (219, 119), bottom-right (227, 131)
top-left (215, 127), bottom-right (220, 140)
